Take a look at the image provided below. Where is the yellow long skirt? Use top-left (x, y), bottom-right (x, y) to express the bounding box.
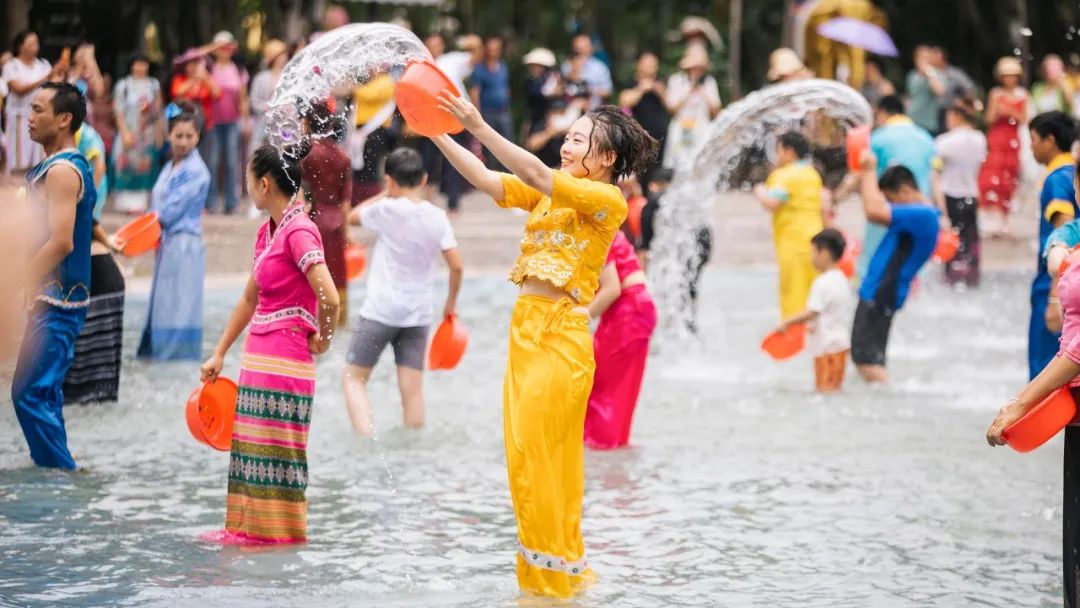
top-left (776, 242), bottom-right (818, 319)
top-left (504, 295), bottom-right (597, 598)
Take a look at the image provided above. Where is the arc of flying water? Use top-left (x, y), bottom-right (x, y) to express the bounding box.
top-left (264, 22), bottom-right (431, 150)
top-left (647, 79), bottom-right (873, 344)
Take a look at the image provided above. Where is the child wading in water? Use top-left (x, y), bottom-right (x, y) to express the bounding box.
top-left (775, 228), bottom-right (854, 392)
top-left (754, 131), bottom-right (825, 318)
top-left (343, 147), bottom-right (463, 435)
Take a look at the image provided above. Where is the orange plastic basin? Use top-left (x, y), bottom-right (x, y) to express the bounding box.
top-left (395, 59), bottom-right (465, 138)
top-left (846, 124), bottom-right (871, 172)
top-left (1003, 388), bottom-right (1077, 453)
top-left (761, 324), bottom-right (806, 360)
top-left (933, 229), bottom-right (960, 263)
top-left (113, 212), bottom-right (161, 257)
top-left (345, 243), bottom-right (367, 280)
top-left (429, 314), bottom-right (468, 370)
top-left (185, 377), bottom-right (238, 451)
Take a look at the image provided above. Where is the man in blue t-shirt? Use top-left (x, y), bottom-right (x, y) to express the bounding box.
top-left (857, 95), bottom-right (936, 281)
top-left (1027, 111), bottom-right (1079, 379)
top-left (852, 153), bottom-right (940, 383)
top-left (469, 36), bottom-right (512, 147)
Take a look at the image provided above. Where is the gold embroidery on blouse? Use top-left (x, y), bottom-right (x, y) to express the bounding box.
top-left (499, 172), bottom-right (626, 305)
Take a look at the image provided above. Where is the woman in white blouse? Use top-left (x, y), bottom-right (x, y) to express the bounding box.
top-left (2, 31), bottom-right (58, 173)
top-left (663, 45), bottom-right (721, 170)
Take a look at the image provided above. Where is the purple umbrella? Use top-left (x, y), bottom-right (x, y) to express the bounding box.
top-left (817, 17), bottom-right (898, 57)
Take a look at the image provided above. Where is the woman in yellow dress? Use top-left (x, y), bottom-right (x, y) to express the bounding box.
top-left (432, 95), bottom-right (657, 597)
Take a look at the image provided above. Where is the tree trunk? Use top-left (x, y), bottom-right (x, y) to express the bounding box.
top-left (729, 0), bottom-right (743, 99)
top-left (1015, 0), bottom-right (1030, 88)
top-left (781, 0), bottom-right (795, 48)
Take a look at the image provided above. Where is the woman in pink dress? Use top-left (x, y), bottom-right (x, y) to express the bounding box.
top-left (200, 144), bottom-right (340, 544)
top-left (584, 230), bottom-right (657, 449)
top-left (978, 57), bottom-right (1030, 237)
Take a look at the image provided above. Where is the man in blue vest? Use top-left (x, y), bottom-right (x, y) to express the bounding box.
top-left (13, 82), bottom-right (96, 469)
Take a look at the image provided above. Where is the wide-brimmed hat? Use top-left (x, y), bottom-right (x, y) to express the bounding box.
top-left (678, 45), bottom-right (710, 70)
top-left (171, 47), bottom-right (206, 67)
top-left (679, 16), bottom-right (722, 48)
top-left (523, 48), bottom-right (556, 68)
top-left (262, 39), bottom-right (288, 64)
top-left (995, 56), bottom-right (1023, 77)
top-left (767, 47), bottom-right (808, 81)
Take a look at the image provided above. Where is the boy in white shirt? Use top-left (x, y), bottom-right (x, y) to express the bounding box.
top-left (345, 148), bottom-right (464, 435)
top-left (774, 228), bottom-right (855, 392)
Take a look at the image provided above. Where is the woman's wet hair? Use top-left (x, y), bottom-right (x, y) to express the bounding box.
top-left (582, 105), bottom-right (659, 182)
top-left (250, 143), bottom-right (309, 197)
top-left (167, 100), bottom-right (201, 133)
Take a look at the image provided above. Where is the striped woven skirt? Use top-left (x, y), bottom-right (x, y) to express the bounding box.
top-left (224, 328), bottom-right (315, 544)
top-left (63, 253), bottom-right (125, 404)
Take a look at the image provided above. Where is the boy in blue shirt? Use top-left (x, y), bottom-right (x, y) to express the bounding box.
top-left (1027, 111), bottom-right (1079, 379)
top-left (852, 153), bottom-right (940, 383)
top-left (857, 95), bottom-right (936, 281)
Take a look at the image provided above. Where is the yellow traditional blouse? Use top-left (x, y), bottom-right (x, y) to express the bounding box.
top-left (497, 171), bottom-right (628, 305)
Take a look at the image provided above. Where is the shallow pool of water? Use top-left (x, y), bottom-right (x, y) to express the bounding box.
top-left (0, 268), bottom-right (1061, 607)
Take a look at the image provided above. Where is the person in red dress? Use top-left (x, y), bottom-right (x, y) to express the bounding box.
top-left (978, 56), bottom-right (1030, 238)
top-left (300, 99), bottom-right (353, 326)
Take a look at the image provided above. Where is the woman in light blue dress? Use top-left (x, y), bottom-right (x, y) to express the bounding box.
top-left (137, 103), bottom-right (209, 360)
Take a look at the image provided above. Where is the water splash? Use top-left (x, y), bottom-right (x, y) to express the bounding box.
top-left (649, 79), bottom-right (872, 341)
top-left (265, 23), bottom-right (430, 150)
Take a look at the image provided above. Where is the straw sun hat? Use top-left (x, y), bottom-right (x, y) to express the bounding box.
top-left (767, 47), bottom-right (808, 81)
top-left (262, 39), bottom-right (288, 64)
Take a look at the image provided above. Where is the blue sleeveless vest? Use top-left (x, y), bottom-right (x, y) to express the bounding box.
top-left (26, 148), bottom-right (95, 309)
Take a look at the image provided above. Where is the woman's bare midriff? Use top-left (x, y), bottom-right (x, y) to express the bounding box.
top-left (621, 270), bottom-right (647, 290)
top-left (520, 277), bottom-right (589, 316)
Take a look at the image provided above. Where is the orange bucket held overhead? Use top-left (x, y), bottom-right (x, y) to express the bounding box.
top-left (846, 124), bottom-right (871, 172)
top-left (395, 59), bottom-right (465, 138)
top-left (932, 229), bottom-right (960, 264)
top-left (345, 243), bottom-right (367, 280)
top-left (1003, 388), bottom-right (1077, 453)
top-left (428, 314), bottom-right (468, 370)
top-left (185, 377), bottom-right (238, 451)
top-left (761, 324), bottom-right (806, 360)
top-left (113, 212), bottom-right (161, 257)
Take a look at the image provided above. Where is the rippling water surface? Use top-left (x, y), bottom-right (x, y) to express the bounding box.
top-left (0, 269), bottom-right (1062, 607)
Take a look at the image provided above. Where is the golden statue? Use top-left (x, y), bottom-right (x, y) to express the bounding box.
top-left (799, 0), bottom-right (888, 88)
